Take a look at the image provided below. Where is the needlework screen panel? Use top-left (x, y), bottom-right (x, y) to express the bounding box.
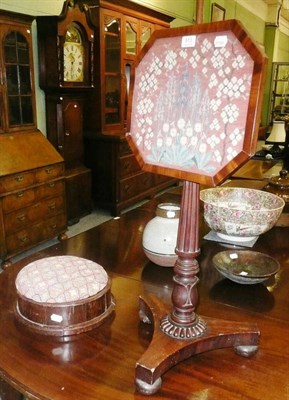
top-left (127, 20), bottom-right (266, 186)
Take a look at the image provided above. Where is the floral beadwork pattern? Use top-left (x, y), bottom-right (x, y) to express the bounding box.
top-left (200, 188), bottom-right (284, 238)
top-left (129, 31), bottom-right (254, 177)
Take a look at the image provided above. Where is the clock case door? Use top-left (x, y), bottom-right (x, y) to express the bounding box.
top-left (36, 2), bottom-right (94, 164)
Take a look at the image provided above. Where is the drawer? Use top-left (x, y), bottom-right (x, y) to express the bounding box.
top-left (4, 203), bottom-right (42, 233)
top-left (119, 140), bottom-right (132, 156)
top-left (37, 180), bottom-right (65, 200)
top-left (119, 154), bottom-right (140, 179)
top-left (41, 214), bottom-right (67, 239)
top-left (119, 172), bottom-right (153, 201)
top-left (6, 226), bottom-right (37, 254)
top-left (6, 213), bottom-right (66, 255)
top-left (0, 171), bottom-right (34, 193)
top-left (41, 196), bottom-right (65, 218)
top-left (2, 188), bottom-right (36, 213)
top-left (35, 163), bottom-right (64, 183)
top-left (4, 196), bottom-right (64, 234)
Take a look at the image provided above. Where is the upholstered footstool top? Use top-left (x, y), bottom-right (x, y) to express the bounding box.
top-left (16, 255), bottom-right (108, 303)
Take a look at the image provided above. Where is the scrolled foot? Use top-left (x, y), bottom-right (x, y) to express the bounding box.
top-left (135, 377), bottom-right (162, 395)
top-left (234, 345), bottom-right (258, 357)
top-left (1, 259), bottom-right (12, 270)
top-left (58, 232), bottom-right (68, 241)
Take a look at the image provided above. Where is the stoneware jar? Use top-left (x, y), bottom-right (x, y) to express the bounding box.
top-left (142, 203), bottom-right (180, 267)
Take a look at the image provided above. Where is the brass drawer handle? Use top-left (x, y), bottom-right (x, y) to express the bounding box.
top-left (48, 202), bottom-right (56, 210)
top-left (16, 191), bottom-right (24, 198)
top-left (15, 175), bottom-right (24, 182)
top-left (48, 182), bottom-right (55, 188)
top-left (19, 235), bottom-right (28, 243)
top-left (45, 167), bottom-right (53, 174)
top-left (17, 214), bottom-right (26, 222)
top-left (50, 224), bottom-right (57, 229)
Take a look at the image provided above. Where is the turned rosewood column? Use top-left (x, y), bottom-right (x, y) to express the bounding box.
top-left (160, 181), bottom-right (206, 338)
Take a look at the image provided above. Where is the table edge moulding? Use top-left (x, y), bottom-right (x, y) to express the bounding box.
top-left (126, 19), bottom-right (267, 394)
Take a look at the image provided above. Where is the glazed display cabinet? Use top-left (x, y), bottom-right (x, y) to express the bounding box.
top-left (82, 0), bottom-right (177, 215)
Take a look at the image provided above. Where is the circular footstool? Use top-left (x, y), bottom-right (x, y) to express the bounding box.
top-left (15, 256), bottom-right (115, 336)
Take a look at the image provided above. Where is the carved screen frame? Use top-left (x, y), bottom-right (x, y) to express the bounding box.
top-left (126, 20), bottom-right (267, 186)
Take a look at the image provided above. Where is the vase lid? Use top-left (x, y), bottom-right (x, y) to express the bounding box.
top-left (268, 169), bottom-right (289, 190)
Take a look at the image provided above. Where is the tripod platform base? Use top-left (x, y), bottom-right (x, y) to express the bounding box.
top-left (136, 294), bottom-right (260, 395)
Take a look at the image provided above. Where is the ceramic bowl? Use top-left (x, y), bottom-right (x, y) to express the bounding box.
top-left (200, 187), bottom-right (284, 242)
top-left (212, 250), bottom-right (280, 284)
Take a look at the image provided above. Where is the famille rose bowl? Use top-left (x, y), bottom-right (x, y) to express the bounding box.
top-left (200, 187), bottom-right (285, 242)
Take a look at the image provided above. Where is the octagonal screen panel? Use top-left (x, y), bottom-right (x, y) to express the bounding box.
top-left (127, 20), bottom-right (267, 186)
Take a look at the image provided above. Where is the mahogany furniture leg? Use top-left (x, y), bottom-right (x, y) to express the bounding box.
top-left (135, 181), bottom-right (260, 395)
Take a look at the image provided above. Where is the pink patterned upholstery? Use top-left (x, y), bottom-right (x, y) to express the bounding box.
top-left (15, 256), bottom-right (108, 303)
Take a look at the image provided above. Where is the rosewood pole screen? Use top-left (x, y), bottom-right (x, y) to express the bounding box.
top-left (127, 20), bottom-right (267, 186)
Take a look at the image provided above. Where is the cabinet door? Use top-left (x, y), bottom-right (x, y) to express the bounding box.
top-left (99, 8), bottom-right (169, 136)
top-left (269, 62), bottom-right (289, 124)
top-left (57, 97), bottom-right (84, 166)
top-left (123, 16), bottom-right (138, 128)
top-left (125, 16), bottom-right (138, 58)
top-left (0, 24), bottom-right (36, 133)
top-left (101, 9), bottom-right (123, 133)
top-left (139, 20), bottom-right (153, 50)
top-left (122, 18), bottom-right (154, 127)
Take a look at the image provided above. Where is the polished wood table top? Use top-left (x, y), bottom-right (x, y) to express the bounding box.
top-left (0, 164), bottom-right (288, 399)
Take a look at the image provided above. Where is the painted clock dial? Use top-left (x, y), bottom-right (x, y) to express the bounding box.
top-left (63, 26), bottom-right (84, 82)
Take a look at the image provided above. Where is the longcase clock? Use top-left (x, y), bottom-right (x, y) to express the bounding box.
top-left (37, 0), bottom-right (94, 224)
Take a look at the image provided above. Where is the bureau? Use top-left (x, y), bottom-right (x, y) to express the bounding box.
top-left (0, 132), bottom-right (67, 268)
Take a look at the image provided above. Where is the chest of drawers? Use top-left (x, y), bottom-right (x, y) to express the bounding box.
top-left (84, 135), bottom-right (177, 216)
top-left (0, 132), bottom-right (67, 268)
